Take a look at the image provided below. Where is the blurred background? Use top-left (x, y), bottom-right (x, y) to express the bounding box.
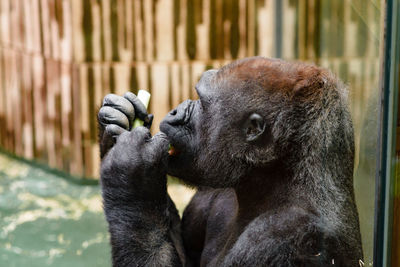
top-left (0, 0), bottom-right (388, 266)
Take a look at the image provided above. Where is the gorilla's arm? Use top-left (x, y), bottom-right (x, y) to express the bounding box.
top-left (98, 93), bottom-right (184, 266)
top-left (101, 129), bottom-right (184, 266)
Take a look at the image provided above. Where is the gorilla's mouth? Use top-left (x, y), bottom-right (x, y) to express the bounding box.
top-left (160, 100), bottom-right (196, 158)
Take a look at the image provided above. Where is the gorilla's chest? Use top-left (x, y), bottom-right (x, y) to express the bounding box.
top-left (200, 193), bottom-right (239, 266)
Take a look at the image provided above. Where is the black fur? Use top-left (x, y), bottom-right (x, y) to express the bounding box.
top-left (98, 57), bottom-right (363, 266)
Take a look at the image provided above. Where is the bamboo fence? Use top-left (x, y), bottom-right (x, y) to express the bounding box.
top-left (0, 0), bottom-right (381, 178)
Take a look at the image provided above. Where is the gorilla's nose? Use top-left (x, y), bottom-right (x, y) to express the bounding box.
top-left (163, 100), bottom-right (193, 126)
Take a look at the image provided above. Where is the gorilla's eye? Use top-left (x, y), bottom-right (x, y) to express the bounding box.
top-left (244, 113), bottom-right (266, 142)
top-left (198, 95), bottom-right (211, 109)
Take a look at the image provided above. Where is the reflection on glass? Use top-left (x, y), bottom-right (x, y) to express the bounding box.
top-left (279, 1), bottom-right (383, 265)
top-left (321, 3), bottom-right (382, 265)
top-left (392, 78), bottom-right (400, 267)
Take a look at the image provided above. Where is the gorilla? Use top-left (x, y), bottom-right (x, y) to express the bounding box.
top-left (98, 57), bottom-right (363, 266)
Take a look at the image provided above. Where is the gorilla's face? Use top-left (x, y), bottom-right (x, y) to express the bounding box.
top-left (160, 59), bottom-right (281, 188)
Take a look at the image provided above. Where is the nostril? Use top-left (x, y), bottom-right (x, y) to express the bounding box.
top-left (170, 109), bottom-right (177, 116)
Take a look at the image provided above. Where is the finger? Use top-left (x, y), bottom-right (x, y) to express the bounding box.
top-left (150, 132), bottom-right (169, 154)
top-left (105, 124), bottom-right (126, 139)
top-left (143, 114), bottom-right (154, 129)
top-left (102, 94), bottom-right (135, 125)
top-left (98, 106), bottom-right (129, 130)
top-left (143, 132), bottom-right (170, 167)
top-left (131, 126), bottom-right (152, 144)
top-left (100, 124), bottom-right (126, 159)
top-left (123, 92), bottom-right (148, 121)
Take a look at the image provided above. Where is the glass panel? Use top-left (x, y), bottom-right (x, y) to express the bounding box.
top-left (374, 0), bottom-right (400, 265)
top-left (386, 1), bottom-right (400, 265)
top-left (285, 1), bottom-right (384, 265)
top-left (392, 74), bottom-right (400, 266)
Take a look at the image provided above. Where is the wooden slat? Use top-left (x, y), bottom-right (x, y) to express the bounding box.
top-left (246, 0), bottom-right (255, 56)
top-left (124, 0), bottom-right (134, 61)
top-left (93, 1), bottom-right (106, 63)
top-left (101, 64), bottom-right (111, 96)
top-left (181, 63), bottom-right (190, 101)
top-left (22, 0), bottom-right (33, 53)
top-left (32, 55), bottom-right (46, 159)
top-left (281, 0), bottom-right (296, 59)
top-left (3, 50), bottom-right (16, 151)
top-left (156, 0), bottom-right (174, 61)
top-left (257, 0), bottom-right (275, 57)
top-left (60, 62), bottom-right (72, 171)
top-left (21, 55), bottom-right (34, 159)
top-left (49, 0), bottom-right (60, 60)
top-left (31, 0), bottom-right (42, 53)
top-left (150, 64), bottom-right (170, 132)
top-left (0, 49), bottom-right (4, 147)
top-left (79, 64), bottom-right (93, 177)
top-left (91, 64), bottom-right (103, 178)
top-left (100, 0), bottom-right (112, 61)
top-left (116, 0), bottom-right (126, 61)
top-left (10, 0), bottom-right (22, 51)
top-left (133, 0), bottom-right (144, 61)
top-left (70, 64), bottom-right (83, 176)
top-left (0, 0), bottom-right (11, 45)
top-left (196, 0), bottom-right (210, 60)
top-left (237, 0), bottom-right (247, 58)
top-left (136, 62), bottom-right (149, 92)
top-left (143, 0), bottom-right (154, 61)
top-left (40, 0), bottom-right (52, 57)
top-left (71, 0), bottom-right (84, 62)
top-left (113, 63), bottom-right (130, 95)
top-left (45, 59), bottom-right (58, 168)
top-left (14, 54), bottom-right (23, 155)
top-left (176, 0), bottom-right (187, 60)
top-left (170, 63), bottom-right (182, 107)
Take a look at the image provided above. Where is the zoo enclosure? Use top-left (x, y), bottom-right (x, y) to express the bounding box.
top-left (0, 1), bottom-right (384, 264)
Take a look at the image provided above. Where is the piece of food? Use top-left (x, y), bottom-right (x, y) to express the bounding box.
top-left (168, 144), bottom-right (180, 156)
top-left (132, 90), bottom-right (151, 129)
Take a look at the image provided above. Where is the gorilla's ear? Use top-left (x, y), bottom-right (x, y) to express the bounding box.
top-left (244, 113), bottom-right (266, 142)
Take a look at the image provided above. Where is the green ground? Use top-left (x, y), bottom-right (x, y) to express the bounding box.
top-left (0, 153), bottom-right (111, 267)
top-left (0, 153), bottom-right (195, 267)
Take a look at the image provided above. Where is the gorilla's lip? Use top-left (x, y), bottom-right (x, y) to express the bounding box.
top-left (160, 120), bottom-right (181, 145)
top-left (159, 125), bottom-right (182, 157)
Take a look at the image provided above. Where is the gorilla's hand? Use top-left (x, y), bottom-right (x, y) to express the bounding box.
top-left (100, 127), bottom-right (183, 267)
top-left (101, 126), bottom-right (169, 203)
top-left (98, 92), bottom-right (154, 159)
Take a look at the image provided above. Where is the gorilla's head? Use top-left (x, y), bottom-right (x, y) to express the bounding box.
top-left (160, 57), bottom-right (351, 188)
